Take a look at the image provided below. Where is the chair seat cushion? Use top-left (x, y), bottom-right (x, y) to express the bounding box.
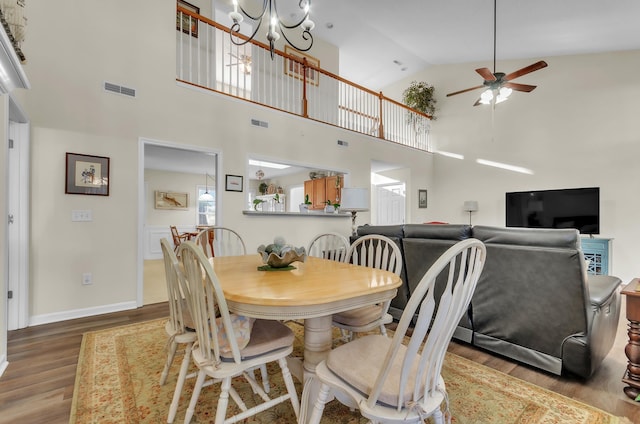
top-left (326, 334), bottom-right (422, 407)
top-left (221, 319), bottom-right (294, 360)
top-left (332, 305), bottom-right (384, 327)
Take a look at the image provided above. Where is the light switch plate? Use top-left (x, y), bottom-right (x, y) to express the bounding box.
top-left (71, 210), bottom-right (93, 222)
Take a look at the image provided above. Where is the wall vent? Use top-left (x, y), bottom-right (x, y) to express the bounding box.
top-left (103, 81), bottom-right (136, 98)
top-left (250, 118), bottom-right (269, 128)
top-left (337, 140), bottom-right (349, 147)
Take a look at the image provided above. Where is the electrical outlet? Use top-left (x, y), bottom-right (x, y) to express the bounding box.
top-left (82, 273), bottom-right (92, 285)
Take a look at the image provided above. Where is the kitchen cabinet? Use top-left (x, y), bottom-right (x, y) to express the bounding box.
top-left (304, 176), bottom-right (343, 210)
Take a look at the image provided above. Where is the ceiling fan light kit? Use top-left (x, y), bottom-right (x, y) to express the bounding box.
top-left (447, 0), bottom-right (548, 106)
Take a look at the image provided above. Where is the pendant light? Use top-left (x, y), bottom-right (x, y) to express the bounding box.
top-left (199, 173), bottom-right (214, 202)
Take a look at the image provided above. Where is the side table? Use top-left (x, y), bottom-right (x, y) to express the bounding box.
top-left (621, 278), bottom-right (640, 400)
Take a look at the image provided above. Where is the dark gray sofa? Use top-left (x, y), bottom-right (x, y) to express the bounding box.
top-left (355, 224), bottom-right (622, 378)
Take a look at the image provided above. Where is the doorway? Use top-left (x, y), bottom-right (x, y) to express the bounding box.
top-left (6, 97), bottom-right (30, 331)
top-left (137, 138), bottom-right (220, 307)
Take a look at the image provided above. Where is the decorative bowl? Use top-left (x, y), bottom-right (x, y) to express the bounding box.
top-left (257, 244), bottom-right (306, 268)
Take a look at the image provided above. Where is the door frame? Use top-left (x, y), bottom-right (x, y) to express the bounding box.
top-left (137, 137), bottom-right (222, 307)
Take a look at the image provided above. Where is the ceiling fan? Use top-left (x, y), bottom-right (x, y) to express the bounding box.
top-left (446, 0), bottom-right (548, 106)
top-left (227, 53), bottom-right (252, 75)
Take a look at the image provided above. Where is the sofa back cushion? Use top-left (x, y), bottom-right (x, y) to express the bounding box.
top-left (402, 224), bottom-right (473, 328)
top-left (470, 226), bottom-right (589, 358)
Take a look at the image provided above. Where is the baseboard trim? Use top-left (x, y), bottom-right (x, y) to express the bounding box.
top-left (0, 355), bottom-right (8, 378)
top-left (29, 301), bottom-right (138, 326)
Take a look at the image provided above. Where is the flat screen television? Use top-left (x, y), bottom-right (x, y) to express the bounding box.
top-left (505, 187), bottom-right (600, 234)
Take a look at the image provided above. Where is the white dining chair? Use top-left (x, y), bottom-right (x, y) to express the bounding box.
top-left (193, 226), bottom-right (269, 392)
top-left (305, 238), bottom-right (486, 424)
top-left (159, 238), bottom-right (198, 423)
top-left (194, 226), bottom-right (246, 258)
top-left (307, 232), bottom-right (350, 262)
top-left (332, 234), bottom-right (403, 341)
top-left (178, 241), bottom-right (300, 424)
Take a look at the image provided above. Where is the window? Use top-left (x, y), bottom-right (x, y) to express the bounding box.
top-left (197, 185), bottom-right (215, 225)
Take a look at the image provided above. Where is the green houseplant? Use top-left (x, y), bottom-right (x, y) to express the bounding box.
top-left (402, 81), bottom-right (437, 119)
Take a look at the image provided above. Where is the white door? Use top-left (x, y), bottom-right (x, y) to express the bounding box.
top-left (375, 183), bottom-right (405, 225)
top-left (7, 119), bottom-right (30, 330)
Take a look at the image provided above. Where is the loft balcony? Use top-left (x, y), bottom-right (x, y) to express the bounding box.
top-left (176, 5), bottom-right (432, 152)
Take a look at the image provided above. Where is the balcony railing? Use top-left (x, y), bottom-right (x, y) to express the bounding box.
top-left (176, 6), bottom-right (432, 152)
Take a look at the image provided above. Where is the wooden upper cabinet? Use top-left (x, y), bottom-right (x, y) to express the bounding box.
top-left (304, 176), bottom-right (343, 210)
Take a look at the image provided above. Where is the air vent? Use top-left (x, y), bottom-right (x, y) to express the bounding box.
top-left (103, 81), bottom-right (136, 98)
top-left (337, 140), bottom-right (349, 147)
top-left (250, 118), bottom-right (269, 128)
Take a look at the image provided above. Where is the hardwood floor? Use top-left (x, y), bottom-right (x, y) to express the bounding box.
top-left (0, 301), bottom-right (638, 423)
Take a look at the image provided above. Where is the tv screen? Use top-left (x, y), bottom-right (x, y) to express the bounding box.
top-left (505, 187), bottom-right (600, 234)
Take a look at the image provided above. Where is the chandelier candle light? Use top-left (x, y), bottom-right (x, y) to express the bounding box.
top-left (229, 0), bottom-right (315, 59)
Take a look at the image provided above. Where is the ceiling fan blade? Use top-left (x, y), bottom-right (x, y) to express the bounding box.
top-left (446, 85), bottom-right (485, 97)
top-left (503, 82), bottom-right (537, 92)
top-left (476, 67), bottom-right (496, 81)
top-left (504, 60), bottom-right (548, 81)
top-left (473, 98), bottom-right (483, 107)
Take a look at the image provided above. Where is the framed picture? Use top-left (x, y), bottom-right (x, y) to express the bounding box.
top-left (225, 174), bottom-right (243, 192)
top-left (177, 0), bottom-right (199, 38)
top-left (155, 191), bottom-right (189, 210)
top-left (284, 46), bottom-right (320, 86)
top-left (65, 153), bottom-right (110, 196)
top-left (418, 189), bottom-right (428, 208)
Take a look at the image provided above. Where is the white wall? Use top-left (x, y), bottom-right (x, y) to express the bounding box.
top-left (385, 50), bottom-right (640, 282)
top-left (13, 0), bottom-right (434, 322)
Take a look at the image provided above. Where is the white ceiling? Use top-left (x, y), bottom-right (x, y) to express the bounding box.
top-left (307, 0), bottom-right (640, 90)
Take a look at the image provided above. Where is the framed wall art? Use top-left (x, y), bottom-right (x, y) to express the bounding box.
top-left (418, 189), bottom-right (428, 208)
top-left (284, 46), bottom-right (320, 86)
top-left (65, 153), bottom-right (110, 196)
top-left (225, 174), bottom-right (243, 192)
top-left (155, 191), bottom-right (189, 210)
top-left (177, 0), bottom-right (199, 38)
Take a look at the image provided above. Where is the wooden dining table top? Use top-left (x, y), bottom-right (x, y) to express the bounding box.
top-left (210, 255), bottom-right (402, 310)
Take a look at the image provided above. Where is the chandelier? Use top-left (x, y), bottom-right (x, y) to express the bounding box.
top-left (229, 0), bottom-right (315, 59)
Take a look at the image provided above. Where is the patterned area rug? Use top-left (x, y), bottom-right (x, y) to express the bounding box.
top-left (70, 319), bottom-right (631, 424)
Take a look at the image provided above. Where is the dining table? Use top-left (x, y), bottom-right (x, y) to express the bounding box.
top-left (210, 254), bottom-right (402, 421)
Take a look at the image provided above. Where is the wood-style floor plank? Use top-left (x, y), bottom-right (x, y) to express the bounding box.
top-left (0, 301), bottom-right (638, 423)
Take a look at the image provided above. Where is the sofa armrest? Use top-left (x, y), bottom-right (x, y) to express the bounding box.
top-left (588, 274), bottom-right (622, 306)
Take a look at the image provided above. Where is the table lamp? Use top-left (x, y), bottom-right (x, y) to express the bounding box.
top-left (463, 200), bottom-right (478, 226)
top-left (341, 188), bottom-right (369, 236)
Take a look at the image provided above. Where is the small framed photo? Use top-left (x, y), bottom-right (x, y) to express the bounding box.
top-left (155, 191), bottom-right (189, 210)
top-left (418, 189), bottom-right (428, 208)
top-left (65, 153), bottom-right (110, 196)
top-left (177, 0), bottom-right (199, 38)
top-left (225, 174), bottom-right (243, 192)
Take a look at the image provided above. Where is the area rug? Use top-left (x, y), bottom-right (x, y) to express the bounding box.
top-left (70, 319), bottom-right (631, 424)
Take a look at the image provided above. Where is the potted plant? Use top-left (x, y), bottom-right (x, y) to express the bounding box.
top-left (402, 81), bottom-right (437, 139)
top-left (324, 199), bottom-right (340, 213)
top-left (253, 198), bottom-right (265, 211)
top-left (258, 182), bottom-right (268, 195)
top-left (299, 194), bottom-right (312, 213)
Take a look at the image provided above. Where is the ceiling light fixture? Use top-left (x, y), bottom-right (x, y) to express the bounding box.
top-left (248, 159), bottom-right (291, 169)
top-left (199, 173), bottom-right (215, 202)
top-left (229, 0), bottom-right (315, 59)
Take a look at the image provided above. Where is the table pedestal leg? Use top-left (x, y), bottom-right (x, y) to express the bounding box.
top-left (299, 315), bottom-right (333, 423)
